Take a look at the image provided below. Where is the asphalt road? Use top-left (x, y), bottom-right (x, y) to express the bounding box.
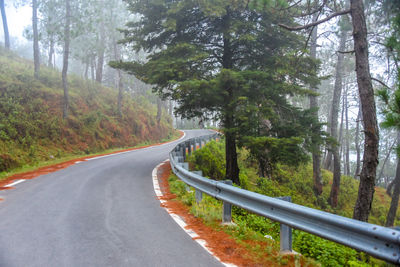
top-left (0, 130), bottom-right (223, 267)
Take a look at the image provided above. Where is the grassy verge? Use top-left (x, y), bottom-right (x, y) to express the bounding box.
top-left (167, 171), bottom-right (319, 267)
top-left (0, 130), bottom-right (181, 183)
top-left (183, 139), bottom-right (392, 266)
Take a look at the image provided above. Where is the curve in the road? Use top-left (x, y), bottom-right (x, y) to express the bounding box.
top-left (0, 130), bottom-right (224, 267)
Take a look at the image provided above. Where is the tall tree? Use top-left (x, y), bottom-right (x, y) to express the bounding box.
top-left (354, 108), bottom-right (361, 178)
top-left (280, 0), bottom-right (380, 222)
top-left (0, 0), bottom-right (9, 49)
top-left (351, 0), bottom-right (379, 221)
top-left (95, 8), bottom-right (105, 83)
top-left (33, 0), bottom-right (40, 78)
top-left (62, 0), bottom-right (71, 119)
top-left (112, 0), bottom-right (319, 184)
top-left (328, 19), bottom-right (348, 208)
top-left (309, 14), bottom-right (323, 196)
top-left (380, 0), bottom-right (400, 227)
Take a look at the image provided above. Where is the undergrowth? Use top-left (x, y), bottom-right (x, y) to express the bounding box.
top-left (181, 139), bottom-right (395, 266)
top-left (0, 47), bottom-right (176, 177)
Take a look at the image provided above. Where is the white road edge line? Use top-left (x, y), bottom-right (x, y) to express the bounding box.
top-left (152, 160), bottom-right (237, 267)
top-left (5, 179), bottom-right (26, 187)
top-left (85, 131), bottom-right (187, 162)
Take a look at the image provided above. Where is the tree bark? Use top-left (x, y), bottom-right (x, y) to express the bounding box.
top-left (84, 57), bottom-right (89, 79)
top-left (91, 56), bottom-right (95, 81)
top-left (385, 132), bottom-right (400, 227)
top-left (378, 139), bottom-right (396, 185)
top-left (309, 18), bottom-right (323, 196)
top-left (156, 97), bottom-right (162, 124)
top-left (354, 108), bottom-right (361, 178)
top-left (339, 90), bottom-right (345, 172)
top-left (225, 116), bottom-right (240, 185)
top-left (222, 6), bottom-right (240, 185)
top-left (112, 36), bottom-right (124, 115)
top-left (62, 0), bottom-right (71, 119)
top-left (0, 0), bottom-right (10, 49)
top-left (345, 89), bottom-right (350, 175)
top-left (324, 151), bottom-right (333, 171)
top-left (48, 39), bottom-right (54, 68)
top-left (33, 0), bottom-right (40, 78)
top-left (328, 28), bottom-right (347, 207)
top-left (95, 17), bottom-right (105, 83)
top-left (351, 0), bottom-right (379, 222)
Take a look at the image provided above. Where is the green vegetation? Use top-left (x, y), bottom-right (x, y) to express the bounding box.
top-left (112, 0), bottom-right (321, 186)
top-left (176, 140), bottom-right (395, 266)
top-left (0, 47), bottom-right (176, 177)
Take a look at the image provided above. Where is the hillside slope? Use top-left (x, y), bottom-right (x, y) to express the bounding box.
top-left (0, 47), bottom-right (176, 174)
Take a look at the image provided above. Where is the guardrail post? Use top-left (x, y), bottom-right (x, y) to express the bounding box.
top-left (188, 140), bottom-right (193, 155)
top-left (279, 196), bottom-right (292, 253)
top-left (193, 171), bottom-right (203, 203)
top-left (222, 180), bottom-right (233, 224)
top-left (179, 162), bottom-right (191, 192)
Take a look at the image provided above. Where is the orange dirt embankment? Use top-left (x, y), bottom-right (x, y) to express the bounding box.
top-left (156, 162), bottom-right (305, 267)
top-left (0, 131), bottom-right (184, 189)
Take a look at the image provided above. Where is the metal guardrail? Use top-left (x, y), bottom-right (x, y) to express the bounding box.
top-left (169, 133), bottom-right (400, 264)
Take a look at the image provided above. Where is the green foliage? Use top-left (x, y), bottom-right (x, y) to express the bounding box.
top-left (116, 0), bottom-right (322, 184)
top-left (243, 136), bottom-right (309, 177)
top-left (293, 231), bottom-right (359, 267)
top-left (188, 140), bottom-right (226, 180)
top-left (185, 141), bottom-right (393, 265)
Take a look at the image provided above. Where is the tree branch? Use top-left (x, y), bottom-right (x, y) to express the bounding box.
top-left (338, 50), bottom-right (354, 54)
top-left (279, 9), bottom-right (351, 31)
top-left (371, 77), bottom-right (391, 89)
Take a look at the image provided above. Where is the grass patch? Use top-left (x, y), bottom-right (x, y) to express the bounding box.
top-left (0, 130), bottom-right (181, 182)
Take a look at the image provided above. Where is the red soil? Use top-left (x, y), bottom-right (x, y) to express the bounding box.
top-left (0, 131), bottom-right (184, 189)
top-left (156, 162), bottom-right (305, 267)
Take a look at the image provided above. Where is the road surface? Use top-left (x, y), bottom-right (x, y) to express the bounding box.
top-left (0, 130), bottom-right (223, 267)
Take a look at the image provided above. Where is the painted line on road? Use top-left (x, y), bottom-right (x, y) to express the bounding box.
top-left (5, 179), bottom-right (26, 187)
top-left (152, 160), bottom-right (237, 267)
top-left (84, 131), bottom-right (187, 162)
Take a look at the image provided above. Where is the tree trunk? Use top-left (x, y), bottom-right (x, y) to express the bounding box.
top-left (221, 6), bottom-right (240, 185)
top-left (339, 91), bottom-right (345, 173)
top-left (351, 0), bottom-right (379, 222)
top-left (62, 0), bottom-right (71, 119)
top-left (385, 132), bottom-right (400, 227)
top-left (354, 108), bottom-right (361, 178)
top-left (328, 27), bottom-right (347, 207)
top-left (324, 151), bottom-right (333, 171)
top-left (225, 119), bottom-right (240, 185)
top-left (33, 0), bottom-right (40, 78)
top-left (309, 18), bottom-right (323, 196)
top-left (378, 139), bottom-right (396, 184)
top-left (84, 57), bottom-right (89, 79)
top-left (112, 35), bottom-right (124, 115)
top-left (156, 97), bottom-right (162, 124)
top-left (345, 90), bottom-right (350, 175)
top-left (91, 56), bottom-right (95, 81)
top-left (48, 39), bottom-right (54, 68)
top-left (0, 0), bottom-right (10, 49)
top-left (95, 17), bottom-right (105, 83)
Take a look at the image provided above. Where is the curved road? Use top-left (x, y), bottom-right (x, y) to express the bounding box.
top-left (0, 130), bottom-right (223, 267)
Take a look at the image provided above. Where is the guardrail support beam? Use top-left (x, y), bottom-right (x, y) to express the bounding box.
top-left (193, 171), bottom-right (203, 203)
top-left (279, 196), bottom-right (292, 253)
top-left (222, 180), bottom-right (233, 224)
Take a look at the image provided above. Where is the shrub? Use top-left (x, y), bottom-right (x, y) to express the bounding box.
top-left (188, 140), bottom-right (226, 180)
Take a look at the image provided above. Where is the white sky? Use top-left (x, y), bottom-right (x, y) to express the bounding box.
top-left (0, 4), bottom-right (32, 44)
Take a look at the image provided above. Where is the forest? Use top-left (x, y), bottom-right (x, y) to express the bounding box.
top-left (1, 0), bottom-right (400, 265)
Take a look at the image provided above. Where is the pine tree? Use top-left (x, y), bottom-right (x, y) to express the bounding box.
top-left (112, 0), bottom-right (320, 184)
